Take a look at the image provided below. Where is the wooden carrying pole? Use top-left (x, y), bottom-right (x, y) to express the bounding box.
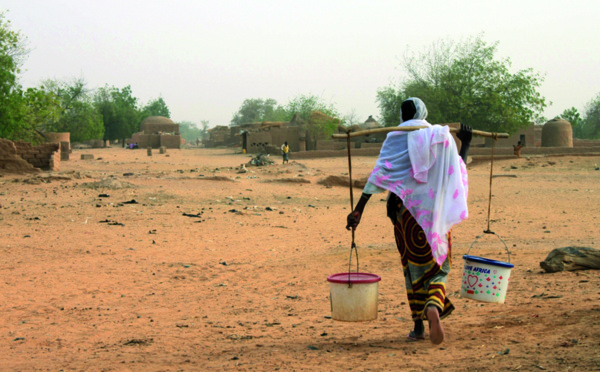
top-left (331, 126), bottom-right (509, 139)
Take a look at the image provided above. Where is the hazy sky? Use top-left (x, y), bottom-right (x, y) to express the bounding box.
top-left (3, 0), bottom-right (599, 127)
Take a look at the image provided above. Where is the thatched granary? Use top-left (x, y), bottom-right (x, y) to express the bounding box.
top-left (542, 118), bottom-right (573, 148)
top-left (362, 115), bottom-right (382, 129)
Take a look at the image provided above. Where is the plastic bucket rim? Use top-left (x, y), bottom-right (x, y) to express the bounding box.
top-left (327, 272), bottom-right (381, 284)
top-left (463, 254), bottom-right (514, 269)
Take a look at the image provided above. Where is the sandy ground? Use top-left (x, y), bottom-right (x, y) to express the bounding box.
top-left (0, 147), bottom-right (599, 371)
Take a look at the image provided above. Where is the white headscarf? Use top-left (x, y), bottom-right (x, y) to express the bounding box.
top-left (401, 97), bottom-right (429, 122)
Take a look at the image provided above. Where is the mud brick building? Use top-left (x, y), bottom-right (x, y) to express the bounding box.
top-left (130, 116), bottom-right (181, 149)
top-left (0, 139), bottom-right (60, 173)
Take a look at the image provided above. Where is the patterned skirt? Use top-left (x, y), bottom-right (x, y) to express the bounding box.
top-left (388, 193), bottom-right (455, 320)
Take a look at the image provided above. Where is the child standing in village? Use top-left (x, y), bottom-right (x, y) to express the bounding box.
top-left (513, 141), bottom-right (524, 157)
top-left (281, 141), bottom-right (289, 164)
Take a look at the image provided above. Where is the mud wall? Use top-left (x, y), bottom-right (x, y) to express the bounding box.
top-left (360, 143), bottom-right (383, 150)
top-left (88, 139), bottom-right (105, 148)
top-left (291, 144), bottom-right (600, 160)
top-left (574, 139), bottom-right (600, 148)
top-left (292, 147), bottom-right (381, 159)
top-left (0, 139), bottom-right (60, 172)
top-left (131, 133), bottom-right (161, 149)
top-left (480, 125), bottom-right (535, 148)
top-left (159, 135), bottom-right (181, 149)
top-left (270, 127), bottom-right (300, 152)
top-left (246, 132), bottom-right (272, 154)
top-left (316, 141), bottom-right (335, 151)
top-left (316, 141), bottom-right (355, 151)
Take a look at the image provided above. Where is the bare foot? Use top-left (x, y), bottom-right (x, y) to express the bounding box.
top-left (426, 306), bottom-right (445, 345)
top-left (407, 319), bottom-right (425, 341)
top-left (407, 330), bottom-right (425, 341)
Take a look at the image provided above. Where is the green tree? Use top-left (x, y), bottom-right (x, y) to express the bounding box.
top-left (582, 93), bottom-right (600, 139)
top-left (342, 108), bottom-right (361, 126)
top-left (200, 120), bottom-right (209, 140)
top-left (141, 97), bottom-right (170, 119)
top-left (284, 94), bottom-right (338, 122)
top-left (376, 35), bottom-right (547, 133)
top-left (42, 78), bottom-right (104, 142)
top-left (178, 120), bottom-right (202, 143)
top-left (230, 98), bottom-right (286, 126)
top-left (560, 107), bottom-right (584, 138)
top-left (94, 85), bottom-right (140, 141)
top-left (18, 87), bottom-right (62, 142)
top-left (375, 85), bottom-right (403, 127)
top-left (0, 11), bottom-right (28, 140)
top-left (282, 94), bottom-right (341, 151)
top-left (285, 94), bottom-right (340, 140)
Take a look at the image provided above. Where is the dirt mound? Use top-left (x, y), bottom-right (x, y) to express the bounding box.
top-left (80, 178), bottom-right (136, 189)
top-left (0, 158), bottom-right (40, 174)
top-left (318, 175), bottom-right (368, 188)
top-left (198, 176), bottom-right (236, 182)
top-left (262, 177), bottom-right (311, 184)
top-left (13, 174), bottom-right (75, 184)
top-left (62, 171), bottom-right (92, 179)
top-left (290, 161), bottom-right (307, 169)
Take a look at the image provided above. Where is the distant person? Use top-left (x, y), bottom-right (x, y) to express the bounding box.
top-left (513, 141), bottom-right (524, 157)
top-left (281, 141), bottom-right (289, 164)
top-left (129, 142), bottom-right (134, 150)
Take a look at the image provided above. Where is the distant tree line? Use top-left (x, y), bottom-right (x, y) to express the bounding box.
top-left (229, 95), bottom-right (341, 142)
top-left (559, 99), bottom-right (600, 139)
top-left (3, 10), bottom-right (600, 145)
top-left (0, 11), bottom-right (175, 144)
top-left (232, 35), bottom-right (600, 140)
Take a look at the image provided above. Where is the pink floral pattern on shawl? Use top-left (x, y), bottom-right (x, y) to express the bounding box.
top-left (367, 123), bottom-right (468, 265)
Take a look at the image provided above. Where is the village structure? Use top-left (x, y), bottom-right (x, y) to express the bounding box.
top-left (204, 115), bottom-right (600, 160)
top-left (129, 116), bottom-right (181, 149)
top-left (2, 115), bottom-right (600, 173)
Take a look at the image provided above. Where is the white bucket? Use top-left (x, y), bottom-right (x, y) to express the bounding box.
top-left (461, 255), bottom-right (514, 303)
top-left (327, 272), bottom-right (381, 322)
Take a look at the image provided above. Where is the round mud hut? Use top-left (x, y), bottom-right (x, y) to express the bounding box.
top-left (541, 118), bottom-right (573, 147)
top-left (133, 116), bottom-right (181, 149)
top-left (140, 116), bottom-right (176, 132)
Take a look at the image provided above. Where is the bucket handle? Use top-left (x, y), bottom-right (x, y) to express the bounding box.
top-left (347, 241), bottom-right (359, 287)
top-left (467, 230), bottom-right (511, 263)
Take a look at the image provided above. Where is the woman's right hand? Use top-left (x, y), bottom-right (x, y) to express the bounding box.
top-left (346, 211), bottom-right (362, 231)
top-left (457, 123), bottom-right (473, 145)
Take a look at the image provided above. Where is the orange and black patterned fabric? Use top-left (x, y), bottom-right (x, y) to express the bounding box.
top-left (389, 193), bottom-right (455, 320)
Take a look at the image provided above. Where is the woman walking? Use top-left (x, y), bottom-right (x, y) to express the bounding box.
top-left (346, 98), bottom-right (472, 344)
